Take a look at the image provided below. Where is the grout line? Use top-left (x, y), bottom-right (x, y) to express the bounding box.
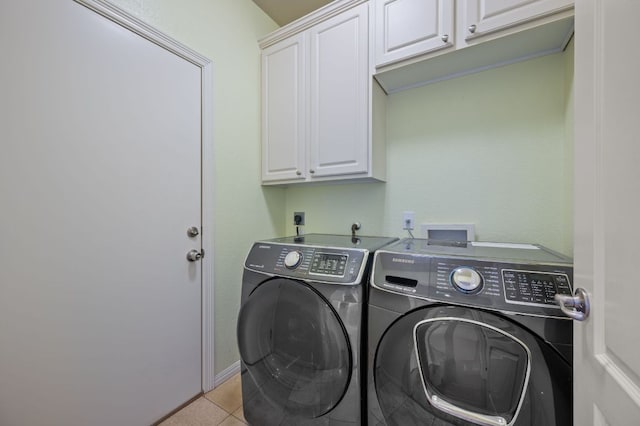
top-left (215, 414), bottom-right (231, 426)
top-left (232, 414), bottom-right (247, 425)
top-left (200, 397), bottom-right (232, 416)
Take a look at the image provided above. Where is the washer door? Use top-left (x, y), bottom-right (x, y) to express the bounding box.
top-left (374, 305), bottom-right (571, 426)
top-left (237, 278), bottom-right (352, 419)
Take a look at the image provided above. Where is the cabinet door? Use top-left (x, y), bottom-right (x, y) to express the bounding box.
top-left (375, 0), bottom-right (454, 67)
top-left (308, 3), bottom-right (369, 178)
top-left (261, 34), bottom-right (306, 182)
top-left (462, 0), bottom-right (573, 40)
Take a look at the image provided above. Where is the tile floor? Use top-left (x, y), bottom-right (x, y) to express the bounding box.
top-left (160, 372), bottom-right (246, 426)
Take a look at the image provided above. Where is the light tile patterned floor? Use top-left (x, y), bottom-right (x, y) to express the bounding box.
top-left (160, 373), bottom-right (246, 425)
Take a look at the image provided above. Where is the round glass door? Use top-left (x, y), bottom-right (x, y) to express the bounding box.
top-left (237, 278), bottom-right (351, 418)
top-left (413, 317), bottom-right (529, 425)
top-left (374, 305), bottom-right (572, 426)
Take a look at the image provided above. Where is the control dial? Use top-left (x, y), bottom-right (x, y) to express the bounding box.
top-left (284, 250), bottom-right (303, 269)
top-left (451, 267), bottom-right (483, 293)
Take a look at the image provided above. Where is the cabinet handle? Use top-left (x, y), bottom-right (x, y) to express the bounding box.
top-left (296, 170), bottom-right (302, 176)
top-left (441, 34), bottom-right (449, 43)
top-left (468, 24), bottom-right (477, 34)
top-left (309, 169), bottom-right (315, 174)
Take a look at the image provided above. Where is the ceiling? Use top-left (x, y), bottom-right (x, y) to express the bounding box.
top-left (252, 0), bottom-right (334, 26)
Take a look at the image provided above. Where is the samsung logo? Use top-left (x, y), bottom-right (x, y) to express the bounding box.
top-left (392, 257), bottom-right (415, 264)
top-left (258, 245), bottom-right (271, 249)
top-left (249, 264), bottom-right (265, 269)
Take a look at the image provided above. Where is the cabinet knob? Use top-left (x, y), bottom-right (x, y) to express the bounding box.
top-left (468, 24), bottom-right (477, 34)
top-left (309, 169), bottom-right (315, 174)
top-left (296, 170), bottom-right (302, 176)
top-left (441, 34), bottom-right (449, 43)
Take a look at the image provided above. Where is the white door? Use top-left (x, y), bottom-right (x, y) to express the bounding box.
top-left (0, 1), bottom-right (205, 425)
top-left (574, 0), bottom-right (640, 424)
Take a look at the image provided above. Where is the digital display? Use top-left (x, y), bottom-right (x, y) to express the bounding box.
top-left (309, 253), bottom-right (348, 276)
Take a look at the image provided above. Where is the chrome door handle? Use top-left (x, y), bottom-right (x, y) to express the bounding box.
top-left (186, 249), bottom-right (203, 262)
top-left (554, 288), bottom-right (590, 321)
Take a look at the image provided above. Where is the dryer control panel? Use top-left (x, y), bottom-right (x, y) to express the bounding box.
top-left (244, 242), bottom-right (368, 285)
top-left (371, 240), bottom-right (574, 317)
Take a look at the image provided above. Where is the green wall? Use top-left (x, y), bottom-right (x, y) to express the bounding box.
top-left (286, 49), bottom-right (574, 257)
top-left (108, 0), bottom-right (284, 376)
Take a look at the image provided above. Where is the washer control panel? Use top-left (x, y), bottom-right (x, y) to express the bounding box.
top-left (372, 250), bottom-right (573, 317)
top-left (245, 242), bottom-right (367, 285)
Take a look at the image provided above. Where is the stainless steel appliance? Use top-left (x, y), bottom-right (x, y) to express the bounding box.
top-left (368, 239), bottom-right (573, 425)
top-left (237, 233), bottom-right (397, 425)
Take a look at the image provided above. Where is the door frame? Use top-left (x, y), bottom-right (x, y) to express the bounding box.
top-left (75, 0), bottom-right (216, 392)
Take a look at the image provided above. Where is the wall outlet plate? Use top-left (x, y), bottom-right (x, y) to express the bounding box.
top-left (402, 211), bottom-right (415, 230)
top-left (293, 211), bottom-right (305, 226)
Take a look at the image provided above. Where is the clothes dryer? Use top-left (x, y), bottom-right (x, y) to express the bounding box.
top-left (368, 239), bottom-right (573, 426)
top-left (238, 234), bottom-right (397, 425)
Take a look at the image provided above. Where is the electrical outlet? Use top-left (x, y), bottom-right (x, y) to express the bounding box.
top-left (293, 211), bottom-right (305, 226)
top-left (402, 211), bottom-right (415, 230)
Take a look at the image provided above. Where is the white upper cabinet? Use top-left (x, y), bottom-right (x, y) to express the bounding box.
top-left (261, 34), bottom-right (306, 182)
top-left (461, 0), bottom-right (574, 41)
top-left (260, 1), bottom-right (385, 185)
top-left (374, 0), bottom-right (574, 92)
top-left (374, 0), bottom-right (454, 67)
top-left (309, 5), bottom-right (369, 178)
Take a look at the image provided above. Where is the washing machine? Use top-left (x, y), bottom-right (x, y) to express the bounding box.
top-left (237, 233), bottom-right (397, 425)
top-left (367, 239), bottom-right (573, 426)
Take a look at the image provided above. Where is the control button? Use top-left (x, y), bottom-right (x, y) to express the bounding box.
top-left (284, 251), bottom-right (303, 269)
top-left (450, 267), bottom-right (483, 294)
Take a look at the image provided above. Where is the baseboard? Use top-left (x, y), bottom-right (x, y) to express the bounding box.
top-left (213, 360), bottom-right (241, 388)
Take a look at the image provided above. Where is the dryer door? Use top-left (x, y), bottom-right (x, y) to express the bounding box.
top-left (237, 278), bottom-right (352, 420)
top-left (374, 305), bottom-right (571, 426)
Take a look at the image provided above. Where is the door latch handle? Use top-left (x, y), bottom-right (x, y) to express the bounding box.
top-left (186, 249), bottom-right (204, 262)
top-left (554, 288), bottom-right (590, 321)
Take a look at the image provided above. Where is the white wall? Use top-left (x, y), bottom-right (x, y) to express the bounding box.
top-left (108, 0), bottom-right (284, 375)
top-left (286, 50), bottom-right (574, 256)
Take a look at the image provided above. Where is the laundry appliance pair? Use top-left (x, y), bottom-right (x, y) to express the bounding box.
top-left (237, 235), bottom-right (574, 425)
